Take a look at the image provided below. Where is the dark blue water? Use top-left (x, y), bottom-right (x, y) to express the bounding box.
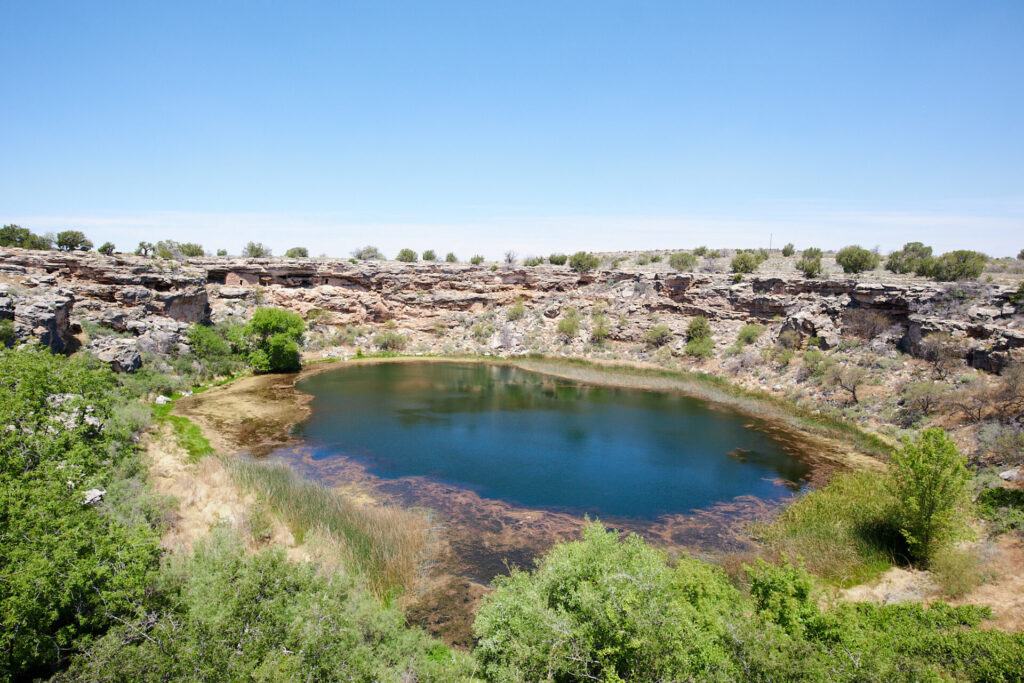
top-left (293, 362), bottom-right (810, 519)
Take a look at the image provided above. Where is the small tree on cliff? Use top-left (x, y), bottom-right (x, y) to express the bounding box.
top-left (243, 307), bottom-right (306, 373)
top-left (55, 230), bottom-right (93, 251)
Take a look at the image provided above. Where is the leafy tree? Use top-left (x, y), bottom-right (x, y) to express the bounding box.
top-left (916, 250), bottom-right (988, 281)
top-left (351, 245), bottom-right (383, 260)
top-left (422, 249), bottom-right (437, 261)
top-left (284, 246), bottom-right (309, 258)
top-left (886, 242), bottom-right (933, 274)
top-left (835, 245), bottom-right (880, 274)
top-left (0, 224), bottom-right (53, 250)
top-left (548, 253), bottom-right (568, 265)
top-left (568, 251), bottom-right (600, 273)
top-left (685, 315), bottom-right (714, 357)
top-left (730, 251), bottom-right (760, 275)
top-left (216, 248), bottom-right (227, 256)
top-left (781, 243), bottom-right (795, 257)
top-left (242, 308), bottom-right (305, 373)
top-left (178, 242), bottom-right (205, 257)
top-left (693, 245), bottom-right (708, 256)
top-left (97, 242), bottom-right (116, 255)
top-left (55, 230), bottom-right (93, 251)
top-left (470, 255), bottom-right (485, 265)
top-left (135, 241), bottom-right (154, 256)
top-left (396, 248), bottom-right (418, 262)
top-left (445, 252), bottom-right (458, 262)
top-left (644, 324), bottom-right (673, 347)
top-left (242, 241), bottom-right (272, 258)
top-left (796, 247), bottom-right (823, 278)
top-left (669, 251), bottom-right (698, 271)
top-left (890, 429), bottom-right (972, 563)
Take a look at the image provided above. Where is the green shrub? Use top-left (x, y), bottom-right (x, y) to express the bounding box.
top-left (781, 243), bottom-right (795, 257)
top-left (890, 429), bottom-right (972, 564)
top-left (284, 246), bottom-right (308, 258)
top-left (523, 256), bottom-right (544, 266)
top-left (396, 248), bottom-right (418, 262)
top-left (351, 245), bottom-right (383, 260)
top-left (731, 251), bottom-right (760, 274)
top-left (0, 318), bottom-right (14, 347)
top-left (216, 248), bottom-right (227, 256)
top-left (930, 547), bottom-right (983, 598)
top-left (470, 254), bottom-right (485, 265)
top-left (886, 242), bottom-right (933, 274)
top-left (242, 308), bottom-right (305, 373)
top-left (1008, 281), bottom-right (1024, 305)
top-left (796, 247), bottom-right (823, 278)
top-left (836, 245), bottom-right (880, 274)
top-left (557, 307), bottom-right (581, 339)
top-left (422, 249), bottom-right (437, 261)
top-left (472, 321), bottom-right (495, 343)
top-left (737, 323), bottom-right (765, 346)
top-left (445, 252), bottom-right (457, 262)
top-left (916, 250), bottom-right (988, 281)
top-left (669, 251), bottom-right (698, 271)
top-left (507, 301), bottom-right (527, 321)
top-left (0, 223), bottom-right (53, 249)
top-left (976, 487), bottom-right (1024, 532)
top-left (97, 241), bottom-right (115, 255)
top-left (548, 253), bottom-right (568, 265)
top-left (685, 337), bottom-right (714, 357)
top-left (373, 329), bottom-right (407, 351)
top-left (55, 230), bottom-right (93, 252)
top-left (591, 313), bottom-right (611, 344)
top-left (568, 251), bottom-right (600, 273)
top-left (241, 241), bottom-right (271, 258)
top-left (693, 245), bottom-right (708, 256)
top-left (644, 324), bottom-right (673, 347)
top-left (686, 315), bottom-right (712, 342)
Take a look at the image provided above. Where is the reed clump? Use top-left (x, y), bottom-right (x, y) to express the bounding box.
top-left (230, 459), bottom-right (430, 597)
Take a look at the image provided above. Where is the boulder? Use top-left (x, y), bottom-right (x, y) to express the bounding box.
top-left (93, 337), bottom-right (142, 373)
top-left (14, 291), bottom-right (75, 352)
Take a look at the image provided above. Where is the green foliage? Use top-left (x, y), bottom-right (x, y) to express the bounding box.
top-left (685, 337), bottom-right (714, 357)
top-left (886, 241), bottom-right (933, 274)
top-left (242, 308), bottom-right (305, 373)
top-left (668, 251), bottom-right (698, 271)
top-left (351, 245), bottom-right (383, 260)
top-left (737, 323), bottom-right (765, 346)
top-left (97, 241), bottom-right (116, 255)
top-left (470, 254), bottom-right (485, 265)
top-left (1019, 249), bottom-right (1024, 260)
top-left (396, 248), bottom-right (418, 262)
top-left (55, 230), bottom-right (93, 251)
top-left (916, 250), bottom-right (988, 281)
top-left (422, 249), bottom-right (437, 261)
top-left (568, 251), bottom-right (600, 273)
top-left (644, 323), bottom-right (673, 347)
top-left (62, 531), bottom-right (474, 682)
top-left (507, 300), bottom-right (527, 321)
top-left (976, 487), bottom-right (1024, 532)
top-left (590, 313), bottom-right (611, 344)
top-left (0, 348), bottom-right (162, 678)
top-left (693, 245), bottom-right (708, 256)
top-left (523, 256), bottom-right (544, 266)
top-left (781, 243), bottom-right (795, 257)
top-left (374, 329), bottom-right (407, 351)
top-left (890, 429), bottom-right (973, 563)
top-left (241, 241), bottom-right (271, 258)
top-left (163, 413), bottom-right (215, 463)
top-left (472, 321), bottom-right (496, 343)
top-left (135, 241), bottom-right (154, 256)
top-left (445, 251), bottom-right (458, 262)
top-left (730, 250), bottom-right (760, 274)
top-left (216, 248), bottom-right (227, 256)
top-left (548, 253), bottom-right (568, 265)
top-left (557, 307), bottom-right (582, 339)
top-left (836, 245), bottom-right (880, 274)
top-left (685, 315), bottom-right (714, 357)
top-left (284, 246), bottom-right (308, 258)
top-left (796, 247), bottom-right (823, 278)
top-left (0, 223), bottom-right (53, 249)
top-left (185, 323), bottom-right (247, 380)
top-left (1009, 281), bottom-right (1024, 305)
top-left (0, 318), bottom-right (14, 347)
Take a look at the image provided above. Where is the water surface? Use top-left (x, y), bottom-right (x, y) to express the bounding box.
top-left (293, 362), bottom-right (811, 519)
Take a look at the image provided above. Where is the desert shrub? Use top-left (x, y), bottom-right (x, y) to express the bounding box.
top-left (799, 347), bottom-right (832, 381)
top-left (843, 308), bottom-right (891, 338)
top-left (284, 246), bottom-right (308, 258)
top-left (795, 247), bottom-right (823, 278)
top-left (242, 308), bottom-right (305, 373)
top-left (730, 251), bottom-right (760, 274)
top-left (693, 246), bottom-right (708, 256)
top-left (781, 243), bottom-right (795, 257)
top-left (216, 248), bottom-right (227, 256)
top-left (917, 250), bottom-right (988, 281)
top-left (507, 301), bottom-right (527, 321)
top-left (504, 250), bottom-right (517, 264)
top-left (373, 329), bottom-right (407, 351)
top-left (685, 316), bottom-right (714, 357)
top-left (240, 241), bottom-right (271, 258)
top-left (976, 487), bottom-right (1024, 533)
top-left (351, 245), bottom-right (383, 260)
top-left (1009, 281), bottom-right (1024, 305)
top-left (422, 249), bottom-right (437, 261)
top-left (777, 329), bottom-right (802, 350)
top-left (97, 241), bottom-right (115, 255)
top-left (635, 252), bottom-right (654, 265)
top-left (737, 323), bottom-right (765, 346)
top-left (591, 313), bottom-right (611, 344)
top-left (890, 429), bottom-right (973, 564)
top-left (441, 252), bottom-right (455, 263)
top-left (919, 332), bottom-right (962, 379)
top-left (55, 230), bottom-right (93, 252)
top-left (568, 251), bottom-right (600, 273)
top-left (835, 245), bottom-right (880, 274)
top-left (470, 254), bottom-right (485, 265)
top-left (644, 324), bottom-right (673, 347)
top-left (396, 248), bottom-right (418, 262)
top-left (976, 422), bottom-right (1024, 466)
top-left (898, 381), bottom-right (949, 426)
top-left (0, 223), bottom-right (53, 250)
top-left (886, 242), bottom-right (933, 274)
top-left (179, 242), bottom-right (205, 257)
top-left (755, 248), bottom-right (769, 263)
top-left (824, 362), bottom-right (868, 403)
top-left (548, 253), bottom-right (567, 265)
top-left (472, 321), bottom-right (495, 343)
top-left (557, 307), bottom-right (581, 339)
top-left (0, 318), bottom-right (15, 347)
top-left (523, 256), bottom-right (543, 266)
top-left (930, 547), bottom-right (984, 598)
top-left (186, 323), bottom-right (246, 379)
top-left (669, 251), bottom-right (698, 271)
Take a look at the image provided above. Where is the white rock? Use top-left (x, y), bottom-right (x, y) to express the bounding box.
top-left (83, 488), bottom-right (106, 505)
top-left (999, 468), bottom-right (1022, 482)
top-left (154, 395), bottom-right (172, 405)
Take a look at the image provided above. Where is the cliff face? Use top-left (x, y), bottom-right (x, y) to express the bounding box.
top-left (1, 248), bottom-right (1021, 372)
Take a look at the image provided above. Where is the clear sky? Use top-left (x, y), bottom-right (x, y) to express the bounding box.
top-left (2, 1), bottom-right (1022, 258)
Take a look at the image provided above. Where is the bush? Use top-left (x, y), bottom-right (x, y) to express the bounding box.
top-left (737, 323), bottom-right (765, 346)
top-left (523, 256), bottom-right (543, 266)
top-left (178, 242), bottom-right (205, 257)
top-left (1009, 282), bottom-right (1024, 306)
top-left (241, 241), bottom-right (271, 258)
top-left (796, 247), bottom-right (823, 278)
top-left (373, 329), bottom-right (407, 351)
top-left (835, 245), bottom-right (880, 274)
top-left (472, 321), bottom-right (495, 343)
top-left (685, 316), bottom-right (714, 357)
top-left (445, 252), bottom-right (457, 262)
top-left (644, 324), bottom-right (673, 347)
top-left (843, 308), bottom-right (891, 339)
top-left (97, 241), bottom-right (116, 255)
top-left (917, 250), bottom-right (988, 281)
top-left (591, 313), bottom-right (611, 344)
top-left (507, 301), bottom-right (526, 321)
top-left (568, 251), bottom-right (600, 273)
top-left (284, 246), bottom-right (309, 258)
top-left (781, 243), bottom-right (795, 257)
top-left (693, 245), bottom-right (708, 256)
top-left (886, 242), bottom-right (933, 274)
top-left (55, 230), bottom-right (93, 252)
top-left (216, 248), bottom-right (227, 256)
top-left (669, 251), bottom-right (698, 271)
top-left (0, 318), bottom-right (14, 347)
top-left (545, 253), bottom-right (566, 265)
top-left (976, 487), bottom-right (1024, 533)
top-left (351, 245), bottom-right (383, 260)
top-left (0, 223), bottom-right (53, 249)
top-left (470, 255), bottom-right (485, 265)
top-left (890, 429), bottom-right (972, 564)
top-left (730, 251), bottom-right (760, 274)
top-left (557, 307), bottom-right (581, 339)
top-left (396, 248), bottom-right (418, 262)
top-left (422, 249), bottom-right (437, 261)
top-left (242, 308), bottom-right (305, 373)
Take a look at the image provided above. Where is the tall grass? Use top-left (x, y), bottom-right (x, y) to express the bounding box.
top-left (229, 459), bottom-right (430, 598)
top-left (757, 470), bottom-right (905, 587)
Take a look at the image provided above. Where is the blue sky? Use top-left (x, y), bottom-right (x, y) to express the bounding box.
top-left (2, 1), bottom-right (1022, 258)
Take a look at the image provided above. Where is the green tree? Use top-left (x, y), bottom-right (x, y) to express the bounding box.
top-left (470, 254), bottom-right (485, 265)
top-left (284, 246), bottom-right (308, 258)
top-left (886, 242), bottom-right (932, 274)
top-left (548, 253), bottom-right (568, 265)
top-left (916, 250), bottom-right (988, 281)
top-left (97, 242), bottom-right (116, 255)
top-left (644, 324), bottom-right (673, 347)
top-left (693, 245), bottom-right (708, 256)
top-left (396, 248), bottom-right (418, 262)
top-left (445, 252), bottom-right (458, 262)
top-left (1018, 248), bottom-right (1024, 260)
top-left (685, 316), bottom-right (714, 357)
top-left (422, 249), bottom-right (437, 261)
top-left (568, 251), bottom-right (599, 273)
top-left (351, 245), bottom-right (383, 260)
top-left (669, 252), bottom-right (698, 271)
top-left (179, 242), bottom-right (205, 257)
top-left (216, 248), bottom-right (228, 256)
top-left (55, 230), bottom-right (93, 251)
top-left (781, 243), bottom-right (795, 257)
top-left (730, 251), bottom-right (760, 275)
top-left (135, 241), bottom-right (154, 256)
top-left (796, 247), bottom-right (823, 278)
top-left (835, 245), bottom-right (880, 274)
top-left (242, 241), bottom-right (272, 258)
top-left (0, 224), bottom-right (53, 250)
top-left (890, 429), bottom-right (972, 563)
top-left (242, 308), bottom-right (305, 373)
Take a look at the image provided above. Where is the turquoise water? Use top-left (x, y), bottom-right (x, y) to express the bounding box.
top-left (293, 362), bottom-right (810, 520)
